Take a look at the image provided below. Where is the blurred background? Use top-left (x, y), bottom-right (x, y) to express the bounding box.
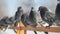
top-left (0, 0), bottom-right (60, 34)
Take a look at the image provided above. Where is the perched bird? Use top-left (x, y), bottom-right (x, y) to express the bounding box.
top-left (0, 16), bottom-right (16, 32)
top-left (21, 7), bottom-right (37, 34)
top-left (0, 16), bottom-right (9, 31)
top-left (9, 7), bottom-right (24, 33)
top-left (21, 7), bottom-right (37, 27)
top-left (6, 17), bottom-right (15, 28)
top-left (55, 3), bottom-right (60, 26)
top-left (28, 7), bottom-right (37, 27)
top-left (38, 6), bottom-right (55, 34)
top-left (55, 3), bottom-right (60, 20)
top-left (7, 17), bottom-right (18, 33)
top-left (14, 7), bottom-right (23, 26)
top-left (38, 6), bottom-right (55, 27)
top-left (0, 7), bottom-right (23, 32)
top-left (0, 7), bottom-right (23, 33)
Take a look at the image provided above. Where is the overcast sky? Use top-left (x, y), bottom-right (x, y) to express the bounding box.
top-left (6, 0), bottom-right (57, 17)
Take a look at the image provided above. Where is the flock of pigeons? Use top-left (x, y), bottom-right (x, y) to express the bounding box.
top-left (0, 1), bottom-right (60, 34)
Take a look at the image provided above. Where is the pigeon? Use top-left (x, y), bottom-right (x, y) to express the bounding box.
top-left (14, 7), bottom-right (23, 26)
top-left (55, 3), bottom-right (60, 26)
top-left (38, 6), bottom-right (55, 27)
top-left (0, 7), bottom-right (23, 33)
top-left (38, 6), bottom-right (55, 34)
top-left (9, 7), bottom-right (24, 33)
top-left (0, 16), bottom-right (9, 31)
top-left (21, 7), bottom-right (37, 34)
top-left (7, 17), bottom-right (18, 33)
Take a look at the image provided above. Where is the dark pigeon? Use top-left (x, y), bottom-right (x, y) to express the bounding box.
top-left (14, 7), bottom-right (23, 26)
top-left (0, 16), bottom-right (9, 31)
top-left (38, 6), bottom-right (55, 34)
top-left (21, 7), bottom-right (37, 34)
top-left (55, 3), bottom-right (60, 26)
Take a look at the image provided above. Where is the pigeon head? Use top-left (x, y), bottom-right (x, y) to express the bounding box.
top-left (38, 6), bottom-right (48, 12)
top-left (17, 6), bottom-right (23, 13)
top-left (18, 7), bottom-right (22, 11)
top-left (38, 6), bottom-right (48, 18)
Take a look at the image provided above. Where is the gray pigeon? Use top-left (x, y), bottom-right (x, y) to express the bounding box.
top-left (21, 7), bottom-right (37, 34)
top-left (55, 3), bottom-right (60, 26)
top-left (14, 7), bottom-right (23, 26)
top-left (0, 16), bottom-right (9, 31)
top-left (38, 6), bottom-right (55, 34)
top-left (38, 6), bottom-right (55, 27)
top-left (0, 7), bottom-right (23, 33)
